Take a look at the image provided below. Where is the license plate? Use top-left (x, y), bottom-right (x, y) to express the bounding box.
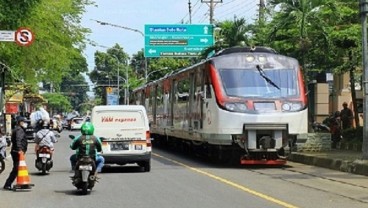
top-left (38, 153), bottom-right (51, 158)
top-left (110, 142), bottom-right (129, 151)
top-left (134, 144), bottom-right (142, 150)
top-left (79, 165), bottom-right (92, 171)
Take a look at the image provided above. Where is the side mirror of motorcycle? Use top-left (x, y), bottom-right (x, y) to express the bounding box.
top-left (69, 135), bottom-right (75, 140)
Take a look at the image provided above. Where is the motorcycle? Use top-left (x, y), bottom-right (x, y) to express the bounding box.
top-left (35, 146), bottom-right (53, 175)
top-left (312, 111), bottom-right (342, 148)
top-left (69, 135), bottom-right (97, 195)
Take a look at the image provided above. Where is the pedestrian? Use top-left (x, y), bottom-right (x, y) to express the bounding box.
top-left (340, 102), bottom-right (353, 130)
top-left (3, 116), bottom-right (28, 190)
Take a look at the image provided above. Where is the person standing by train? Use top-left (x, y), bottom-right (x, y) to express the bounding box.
top-left (340, 102), bottom-right (353, 130)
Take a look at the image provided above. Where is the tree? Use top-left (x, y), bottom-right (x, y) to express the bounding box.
top-left (0, 0), bottom-right (92, 88)
top-left (325, 1), bottom-right (361, 127)
top-left (267, 0), bottom-right (335, 69)
top-left (89, 44), bottom-right (130, 104)
top-left (60, 73), bottom-right (89, 112)
top-left (42, 93), bottom-right (72, 114)
top-left (200, 17), bottom-right (250, 59)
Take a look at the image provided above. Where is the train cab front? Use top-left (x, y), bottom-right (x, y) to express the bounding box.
top-left (239, 123), bottom-right (291, 165)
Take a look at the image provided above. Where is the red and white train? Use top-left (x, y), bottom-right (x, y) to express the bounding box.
top-left (131, 46), bottom-right (308, 165)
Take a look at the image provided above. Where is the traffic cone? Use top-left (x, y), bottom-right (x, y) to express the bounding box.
top-left (13, 152), bottom-right (34, 190)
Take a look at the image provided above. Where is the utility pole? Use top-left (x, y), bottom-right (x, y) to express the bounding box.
top-left (259, 0), bottom-right (266, 23)
top-left (201, 0), bottom-right (222, 24)
top-left (360, 0), bottom-right (368, 159)
top-left (188, 0), bottom-right (192, 24)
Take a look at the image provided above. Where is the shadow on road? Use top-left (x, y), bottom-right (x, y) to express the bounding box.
top-left (54, 189), bottom-right (96, 196)
top-left (101, 165), bottom-right (145, 173)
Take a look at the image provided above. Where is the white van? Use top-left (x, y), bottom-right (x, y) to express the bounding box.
top-left (91, 105), bottom-right (151, 172)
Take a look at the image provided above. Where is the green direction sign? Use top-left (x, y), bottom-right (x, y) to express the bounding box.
top-left (144, 24), bottom-right (214, 58)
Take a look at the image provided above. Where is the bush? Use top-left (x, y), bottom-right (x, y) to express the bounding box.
top-left (341, 126), bottom-right (363, 143)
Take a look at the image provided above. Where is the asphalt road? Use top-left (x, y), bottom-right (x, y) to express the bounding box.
top-left (0, 130), bottom-right (368, 208)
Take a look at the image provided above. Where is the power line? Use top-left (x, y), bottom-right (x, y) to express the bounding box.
top-left (191, 3), bottom-right (204, 21)
top-left (216, 1), bottom-right (258, 21)
top-left (216, 0), bottom-right (238, 8)
top-left (180, 0), bottom-right (201, 23)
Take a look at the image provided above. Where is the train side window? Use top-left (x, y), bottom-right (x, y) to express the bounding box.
top-left (177, 78), bottom-right (190, 102)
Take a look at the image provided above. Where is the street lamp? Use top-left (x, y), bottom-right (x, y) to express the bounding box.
top-left (91, 42), bottom-right (130, 105)
top-left (111, 55), bottom-right (129, 105)
top-left (112, 55), bottom-right (120, 104)
top-left (145, 67), bottom-right (168, 83)
top-left (91, 19), bottom-right (148, 88)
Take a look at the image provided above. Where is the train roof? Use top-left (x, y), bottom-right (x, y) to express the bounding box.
top-left (132, 46), bottom-right (279, 92)
top-left (213, 46), bottom-right (277, 57)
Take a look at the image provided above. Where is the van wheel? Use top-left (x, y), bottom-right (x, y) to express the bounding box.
top-left (140, 161), bottom-right (151, 172)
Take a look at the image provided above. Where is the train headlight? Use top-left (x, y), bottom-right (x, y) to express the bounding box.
top-left (282, 102), bottom-right (303, 111)
top-left (224, 103), bottom-right (247, 112)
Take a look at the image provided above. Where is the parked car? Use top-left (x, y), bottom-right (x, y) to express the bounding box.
top-left (69, 117), bottom-right (84, 130)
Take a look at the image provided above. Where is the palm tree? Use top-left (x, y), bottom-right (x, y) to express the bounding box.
top-left (200, 17), bottom-right (249, 59)
top-left (267, 0), bottom-right (334, 66)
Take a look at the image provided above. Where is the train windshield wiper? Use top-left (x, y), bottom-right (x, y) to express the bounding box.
top-left (256, 65), bottom-right (280, 90)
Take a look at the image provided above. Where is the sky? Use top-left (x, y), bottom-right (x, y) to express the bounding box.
top-left (81, 0), bottom-right (259, 94)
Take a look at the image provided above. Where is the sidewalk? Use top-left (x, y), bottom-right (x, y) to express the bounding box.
top-left (289, 150), bottom-right (368, 176)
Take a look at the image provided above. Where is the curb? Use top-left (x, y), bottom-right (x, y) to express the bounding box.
top-left (289, 153), bottom-right (368, 176)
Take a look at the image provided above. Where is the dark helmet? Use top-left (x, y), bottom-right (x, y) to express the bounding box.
top-left (16, 116), bottom-right (26, 123)
top-left (81, 122), bottom-right (94, 135)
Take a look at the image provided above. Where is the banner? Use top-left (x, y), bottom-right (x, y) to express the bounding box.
top-left (106, 87), bottom-right (118, 105)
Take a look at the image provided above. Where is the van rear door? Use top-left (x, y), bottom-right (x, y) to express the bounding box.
top-left (92, 108), bottom-right (151, 155)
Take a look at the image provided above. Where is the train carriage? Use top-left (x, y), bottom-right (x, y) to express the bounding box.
top-left (131, 46), bottom-right (308, 165)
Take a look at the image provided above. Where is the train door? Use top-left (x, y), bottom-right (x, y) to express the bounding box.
top-left (188, 72), bottom-right (195, 129)
top-left (193, 68), bottom-right (203, 130)
top-left (169, 79), bottom-right (175, 126)
top-left (202, 65), bottom-right (212, 129)
top-left (153, 85), bottom-right (158, 125)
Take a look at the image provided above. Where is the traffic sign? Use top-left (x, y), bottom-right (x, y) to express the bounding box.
top-left (15, 27), bottom-right (35, 46)
top-left (144, 24), bottom-right (214, 58)
top-left (0, 30), bottom-right (15, 42)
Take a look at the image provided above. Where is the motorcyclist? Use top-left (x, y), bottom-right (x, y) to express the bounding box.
top-left (34, 119), bottom-right (58, 155)
top-left (69, 122), bottom-right (104, 174)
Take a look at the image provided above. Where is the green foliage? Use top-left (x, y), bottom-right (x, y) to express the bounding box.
top-left (0, 0), bottom-right (41, 29)
top-left (42, 93), bottom-right (72, 113)
top-left (341, 126), bottom-right (363, 144)
top-left (60, 73), bottom-right (89, 112)
top-left (89, 44), bottom-right (130, 103)
top-left (200, 17), bottom-right (249, 59)
top-left (0, 0), bottom-right (92, 88)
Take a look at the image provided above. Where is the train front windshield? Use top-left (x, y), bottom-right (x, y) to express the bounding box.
top-left (214, 53), bottom-right (300, 99)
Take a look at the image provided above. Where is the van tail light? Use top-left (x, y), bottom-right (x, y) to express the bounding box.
top-left (146, 131), bottom-right (152, 147)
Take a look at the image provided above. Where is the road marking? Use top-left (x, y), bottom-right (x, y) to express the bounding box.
top-left (153, 153), bottom-right (298, 208)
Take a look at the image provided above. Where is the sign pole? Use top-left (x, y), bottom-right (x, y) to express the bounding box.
top-left (360, 0), bottom-right (368, 159)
